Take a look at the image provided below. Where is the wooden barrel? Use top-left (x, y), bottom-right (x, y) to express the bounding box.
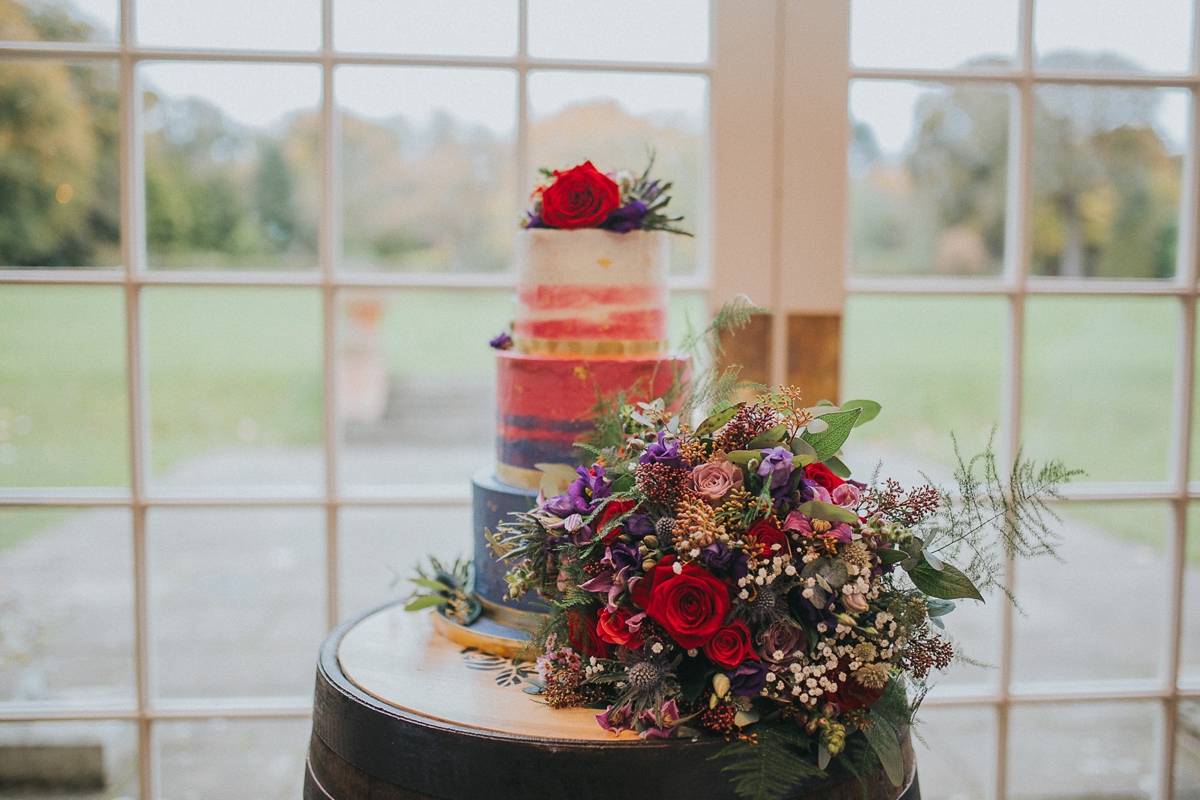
top-left (304, 601), bottom-right (921, 800)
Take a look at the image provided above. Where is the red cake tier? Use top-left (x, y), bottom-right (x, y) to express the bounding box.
top-left (495, 350), bottom-right (690, 487)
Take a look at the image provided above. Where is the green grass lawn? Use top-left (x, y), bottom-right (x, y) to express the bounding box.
top-left (1, 286), bottom-right (1195, 562)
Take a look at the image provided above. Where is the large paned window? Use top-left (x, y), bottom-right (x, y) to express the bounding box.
top-left (0, 1), bottom-right (709, 796)
top-left (845, 1), bottom-right (1200, 798)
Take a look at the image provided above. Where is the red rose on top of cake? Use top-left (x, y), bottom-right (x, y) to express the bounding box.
top-left (539, 161), bottom-right (620, 229)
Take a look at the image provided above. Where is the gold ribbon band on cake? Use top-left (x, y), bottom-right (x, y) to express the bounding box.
top-left (512, 336), bottom-right (668, 357)
top-left (495, 462), bottom-right (548, 491)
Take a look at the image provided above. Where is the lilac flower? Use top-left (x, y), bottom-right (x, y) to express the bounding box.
top-left (604, 200), bottom-right (649, 234)
top-left (488, 331), bottom-right (513, 350)
top-left (757, 446), bottom-right (795, 491)
top-left (597, 701), bottom-right (636, 735)
top-left (701, 541), bottom-right (749, 581)
top-left (639, 431), bottom-right (683, 468)
top-left (638, 699), bottom-right (681, 739)
top-left (728, 660), bottom-right (770, 697)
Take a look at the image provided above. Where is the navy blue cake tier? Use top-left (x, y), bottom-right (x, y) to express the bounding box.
top-left (472, 469), bottom-right (548, 624)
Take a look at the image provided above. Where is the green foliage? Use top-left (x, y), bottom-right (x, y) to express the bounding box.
top-left (918, 432), bottom-right (1082, 599)
top-left (800, 408), bottom-right (861, 461)
top-left (680, 295), bottom-right (772, 417)
top-left (713, 724), bottom-right (827, 800)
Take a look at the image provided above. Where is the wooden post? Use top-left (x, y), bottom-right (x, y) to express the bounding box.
top-left (711, 0), bottom-right (850, 402)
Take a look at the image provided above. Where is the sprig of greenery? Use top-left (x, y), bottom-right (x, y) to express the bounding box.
top-left (680, 294), bottom-right (772, 417)
top-left (713, 724), bottom-right (828, 800)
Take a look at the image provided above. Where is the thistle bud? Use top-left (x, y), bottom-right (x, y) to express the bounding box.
top-left (712, 673), bottom-right (731, 698)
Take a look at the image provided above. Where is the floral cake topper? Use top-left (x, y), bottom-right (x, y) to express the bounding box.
top-left (523, 156), bottom-right (691, 236)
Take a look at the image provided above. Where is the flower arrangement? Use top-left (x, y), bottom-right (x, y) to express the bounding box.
top-left (523, 157), bottom-right (691, 236)
top-left (480, 304), bottom-right (1076, 800)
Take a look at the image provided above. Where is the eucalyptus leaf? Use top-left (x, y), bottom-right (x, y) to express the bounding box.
top-left (907, 554), bottom-right (984, 601)
top-left (696, 403), bottom-right (745, 436)
top-left (899, 537), bottom-right (925, 572)
top-left (840, 399), bottom-right (882, 427)
top-left (790, 437), bottom-right (818, 459)
top-left (800, 408), bottom-right (861, 462)
top-left (522, 684), bottom-right (544, 695)
top-left (817, 743), bottom-right (831, 770)
top-left (725, 450), bottom-right (761, 466)
top-left (922, 549), bottom-right (945, 571)
top-left (864, 716), bottom-right (904, 787)
top-left (926, 598), bottom-right (956, 617)
top-left (791, 454), bottom-right (816, 469)
top-left (536, 462), bottom-right (580, 482)
top-left (824, 455), bottom-right (852, 479)
top-left (746, 424), bottom-right (790, 449)
top-left (795, 500), bottom-right (859, 524)
top-left (929, 616), bottom-right (945, 630)
top-left (403, 595), bottom-right (446, 612)
top-left (409, 578), bottom-right (453, 593)
top-left (876, 547), bottom-right (907, 568)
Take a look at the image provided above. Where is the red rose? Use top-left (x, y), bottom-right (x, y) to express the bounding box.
top-left (596, 605), bottom-right (644, 649)
top-left (747, 519), bottom-right (790, 557)
top-left (567, 609), bottom-right (612, 659)
top-left (630, 554), bottom-right (675, 610)
top-left (597, 499), bottom-right (637, 544)
top-left (645, 562), bottom-right (730, 649)
top-left (702, 620), bottom-right (758, 669)
top-left (540, 161), bottom-right (620, 229)
top-left (805, 462), bottom-right (845, 492)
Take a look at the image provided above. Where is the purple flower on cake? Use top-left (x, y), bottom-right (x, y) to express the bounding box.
top-left (603, 200), bottom-right (648, 234)
top-left (638, 431), bottom-right (683, 468)
top-left (757, 446), bottom-right (795, 491)
top-left (488, 331), bottom-right (513, 350)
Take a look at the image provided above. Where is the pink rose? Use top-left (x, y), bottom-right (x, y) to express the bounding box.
top-left (832, 483), bottom-right (861, 509)
top-left (690, 460), bottom-right (744, 504)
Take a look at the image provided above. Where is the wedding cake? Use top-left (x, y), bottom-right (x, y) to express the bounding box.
top-left (470, 161), bottom-right (692, 635)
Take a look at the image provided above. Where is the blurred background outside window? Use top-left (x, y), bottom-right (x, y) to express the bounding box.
top-left (0, 0), bottom-right (1198, 798)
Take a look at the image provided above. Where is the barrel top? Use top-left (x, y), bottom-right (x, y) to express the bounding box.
top-left (338, 603), bottom-right (636, 742)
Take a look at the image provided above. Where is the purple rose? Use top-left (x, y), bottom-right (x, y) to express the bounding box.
top-left (603, 200), bottom-right (648, 234)
top-left (639, 431), bottom-right (682, 468)
top-left (757, 446), bottom-right (794, 491)
top-left (489, 331), bottom-right (513, 350)
top-left (758, 621), bottom-right (806, 664)
top-left (701, 541), bottom-right (749, 581)
top-left (728, 660), bottom-right (770, 697)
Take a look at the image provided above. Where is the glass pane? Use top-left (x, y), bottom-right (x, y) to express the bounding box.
top-left (335, 0), bottom-right (518, 56)
top-left (1023, 297), bottom-right (1175, 483)
top-left (1013, 503), bottom-right (1168, 685)
top-left (851, 0), bottom-right (1018, 71)
top-left (0, 720), bottom-right (139, 797)
top-left (0, 508), bottom-right (133, 705)
top-left (1032, 86), bottom-right (1187, 278)
top-left (1178, 700), bottom-right (1200, 797)
top-left (144, 288), bottom-right (323, 496)
top-left (849, 81), bottom-right (1010, 276)
top-left (140, 62), bottom-right (321, 271)
top-left (842, 295), bottom-right (1006, 475)
top-left (1178, 504), bottom-right (1200, 685)
top-left (338, 289), bottom-right (506, 493)
top-left (137, 0), bottom-right (319, 50)
top-left (915, 705), bottom-right (996, 800)
top-left (1008, 702), bottom-right (1159, 799)
top-left (0, 60), bottom-right (119, 267)
top-left (156, 718), bottom-right (308, 800)
top-left (338, 66), bottom-right (517, 273)
top-left (148, 507), bottom-right (325, 699)
top-left (528, 70), bottom-right (707, 276)
top-left (0, 0), bottom-right (117, 42)
top-left (528, 0), bottom-right (709, 63)
top-left (339, 506), bottom-right (472, 621)
top-left (1035, 0), bottom-right (1194, 75)
top-left (0, 286), bottom-right (128, 488)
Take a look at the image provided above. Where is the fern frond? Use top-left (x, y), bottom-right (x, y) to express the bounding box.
top-left (711, 726), bottom-right (826, 800)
